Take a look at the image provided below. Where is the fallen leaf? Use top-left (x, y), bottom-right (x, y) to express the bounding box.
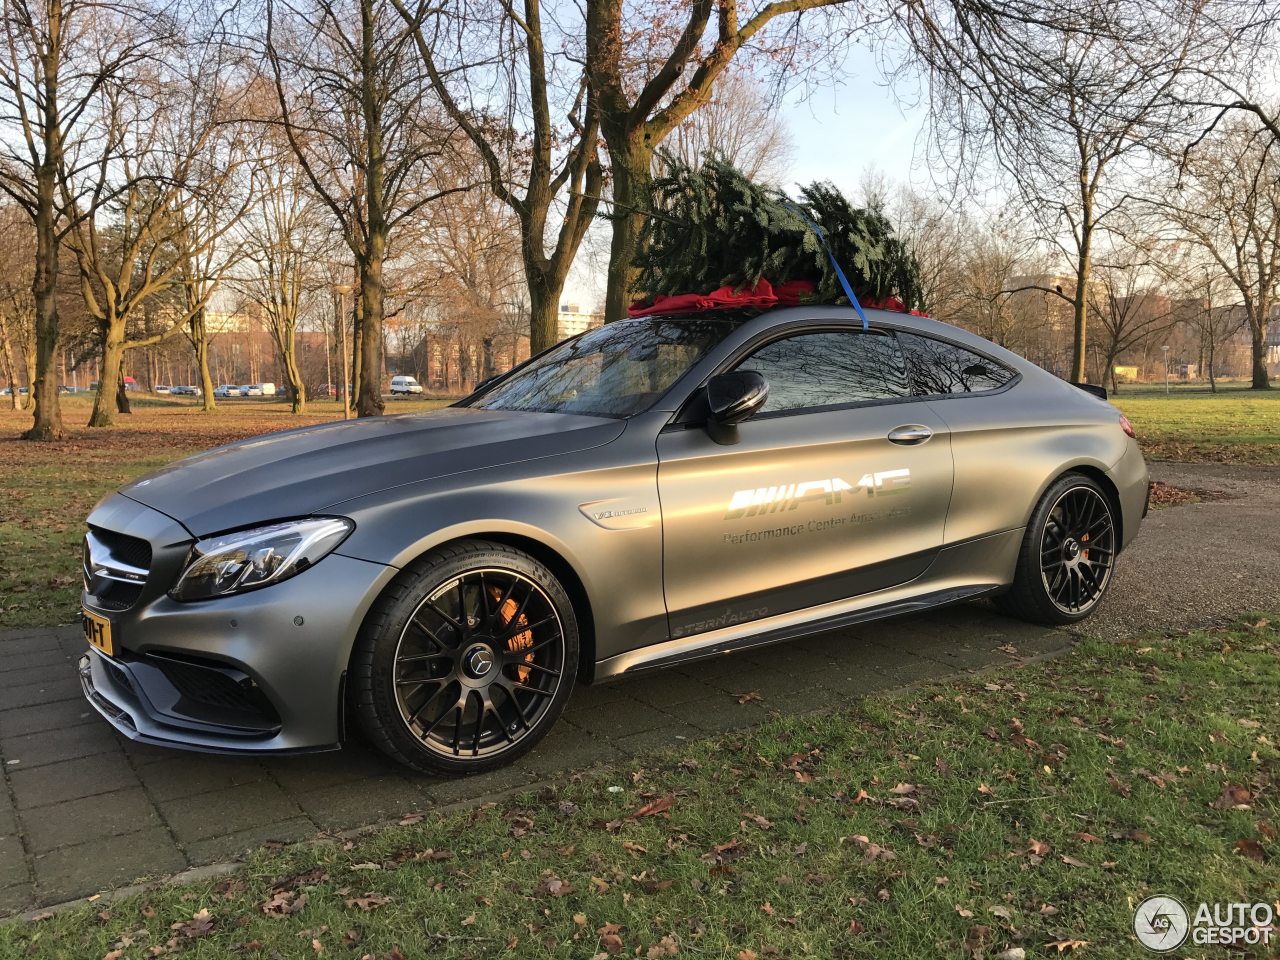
top-left (1060, 855), bottom-right (1090, 868)
top-left (1211, 784), bottom-right (1252, 810)
top-left (1047, 939), bottom-right (1089, 952)
top-left (629, 795), bottom-right (676, 819)
top-left (622, 841), bottom-right (648, 855)
top-left (170, 908), bottom-right (215, 938)
top-left (994, 949), bottom-right (1027, 960)
top-left (534, 877), bottom-right (573, 898)
top-left (735, 691), bottom-right (763, 704)
top-left (262, 891), bottom-right (308, 917)
top-left (647, 935), bottom-right (679, 957)
top-left (1234, 838), bottom-right (1266, 862)
top-left (1027, 839), bottom-right (1051, 857)
top-left (343, 893), bottom-right (391, 912)
top-left (398, 812), bottom-right (424, 825)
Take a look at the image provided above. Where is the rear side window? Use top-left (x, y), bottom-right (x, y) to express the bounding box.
top-left (737, 330), bottom-right (909, 414)
top-left (897, 331), bottom-right (1015, 395)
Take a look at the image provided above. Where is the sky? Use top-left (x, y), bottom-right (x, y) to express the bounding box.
top-left (564, 45), bottom-right (932, 308)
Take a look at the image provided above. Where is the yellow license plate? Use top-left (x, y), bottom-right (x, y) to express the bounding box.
top-left (83, 609), bottom-right (115, 657)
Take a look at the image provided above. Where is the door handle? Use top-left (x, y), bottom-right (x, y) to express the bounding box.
top-left (888, 424), bottom-right (933, 445)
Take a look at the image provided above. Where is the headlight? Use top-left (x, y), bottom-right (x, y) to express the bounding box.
top-left (170, 518), bottom-right (353, 601)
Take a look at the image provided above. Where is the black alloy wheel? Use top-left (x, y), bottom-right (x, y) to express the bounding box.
top-left (998, 473), bottom-right (1118, 626)
top-left (352, 540), bottom-right (578, 774)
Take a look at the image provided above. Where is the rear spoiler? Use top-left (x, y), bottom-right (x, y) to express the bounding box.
top-left (1071, 382), bottom-right (1108, 401)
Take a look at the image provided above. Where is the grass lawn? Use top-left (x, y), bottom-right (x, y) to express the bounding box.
top-left (2, 617), bottom-right (1276, 958)
top-left (1112, 383), bottom-right (1280, 465)
top-left (0, 395), bottom-right (450, 630)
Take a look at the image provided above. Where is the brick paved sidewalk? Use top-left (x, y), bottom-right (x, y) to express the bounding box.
top-left (0, 606), bottom-right (1065, 915)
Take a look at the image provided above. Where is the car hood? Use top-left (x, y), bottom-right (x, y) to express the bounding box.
top-left (120, 407), bottom-right (625, 537)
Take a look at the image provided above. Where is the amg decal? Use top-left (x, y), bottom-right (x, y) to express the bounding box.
top-left (725, 470), bottom-right (910, 519)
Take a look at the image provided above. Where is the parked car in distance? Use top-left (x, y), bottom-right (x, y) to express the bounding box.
top-left (78, 306), bottom-right (1150, 776)
top-left (214, 384), bottom-right (241, 398)
top-left (256, 382), bottom-right (277, 396)
top-left (171, 385), bottom-right (202, 397)
top-left (1, 386), bottom-right (29, 396)
top-left (390, 375), bottom-right (424, 395)
top-left (239, 384), bottom-right (264, 397)
top-left (154, 385), bottom-right (172, 394)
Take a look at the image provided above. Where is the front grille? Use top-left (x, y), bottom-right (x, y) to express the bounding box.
top-left (83, 527), bottom-right (153, 611)
top-left (147, 654), bottom-right (281, 731)
top-left (90, 527), bottom-right (152, 570)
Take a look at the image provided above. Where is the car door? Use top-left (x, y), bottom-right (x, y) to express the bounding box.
top-left (656, 325), bottom-right (954, 639)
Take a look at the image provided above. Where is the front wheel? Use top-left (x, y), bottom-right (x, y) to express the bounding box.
top-left (351, 540), bottom-right (578, 775)
top-left (997, 473), bottom-right (1118, 626)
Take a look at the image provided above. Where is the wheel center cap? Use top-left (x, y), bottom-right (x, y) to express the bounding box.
top-left (464, 644), bottom-right (495, 678)
top-left (1064, 538), bottom-right (1081, 559)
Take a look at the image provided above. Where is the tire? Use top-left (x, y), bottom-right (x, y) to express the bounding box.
top-left (351, 539), bottom-right (579, 775)
top-left (996, 473), bottom-right (1118, 626)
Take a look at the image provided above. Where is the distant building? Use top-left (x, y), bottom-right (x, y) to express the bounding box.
top-left (557, 302), bottom-right (602, 341)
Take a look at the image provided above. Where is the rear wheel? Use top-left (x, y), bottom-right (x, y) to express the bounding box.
top-left (351, 540), bottom-right (578, 774)
top-left (997, 473), bottom-right (1117, 626)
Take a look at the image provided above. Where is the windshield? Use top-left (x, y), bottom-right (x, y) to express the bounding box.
top-left (464, 317), bottom-right (740, 418)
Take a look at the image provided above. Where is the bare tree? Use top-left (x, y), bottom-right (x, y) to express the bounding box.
top-left (893, 0), bottom-right (1213, 383)
top-left (585, 0), bottom-right (862, 324)
top-left (391, 0), bottom-right (602, 355)
top-left (263, 0), bottom-right (462, 416)
top-left (64, 30), bottom-right (248, 427)
top-left (662, 71), bottom-right (795, 182)
top-left (1153, 120), bottom-right (1279, 389)
top-left (0, 204), bottom-right (35, 407)
top-left (237, 153), bottom-right (329, 413)
top-left (0, 0), bottom-right (172, 438)
top-left (1088, 241), bottom-right (1177, 392)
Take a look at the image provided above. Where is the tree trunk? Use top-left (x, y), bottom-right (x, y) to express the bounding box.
top-left (1, 325), bottom-right (20, 409)
top-left (527, 276), bottom-right (560, 355)
top-left (89, 328), bottom-right (125, 427)
top-left (190, 311), bottom-right (217, 410)
top-left (115, 358), bottom-right (131, 414)
top-left (1070, 240), bottom-right (1090, 383)
top-left (602, 139), bottom-right (652, 325)
top-left (1207, 335), bottom-right (1217, 393)
top-left (1249, 316), bottom-right (1271, 389)
top-left (23, 163), bottom-right (65, 440)
top-left (355, 0), bottom-right (386, 418)
top-left (283, 332), bottom-right (306, 414)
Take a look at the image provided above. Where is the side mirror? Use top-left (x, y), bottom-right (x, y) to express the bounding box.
top-left (704, 370), bottom-right (768, 444)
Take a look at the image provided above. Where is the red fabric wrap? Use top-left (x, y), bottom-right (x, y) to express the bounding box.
top-left (629, 281), bottom-right (929, 318)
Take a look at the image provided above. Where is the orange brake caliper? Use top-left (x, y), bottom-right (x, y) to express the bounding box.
top-left (490, 586), bottom-right (533, 683)
top-left (1081, 531), bottom-right (1090, 561)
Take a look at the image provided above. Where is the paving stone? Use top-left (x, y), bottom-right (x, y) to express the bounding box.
top-left (292, 777), bottom-right (427, 832)
top-left (699, 658), bottom-right (819, 699)
top-left (9, 753), bottom-right (142, 810)
top-left (516, 723), bottom-right (621, 778)
top-left (564, 698), bottom-right (673, 739)
top-left (0, 662), bottom-right (73, 691)
top-left (0, 882), bottom-right (31, 915)
top-left (0, 721), bottom-right (123, 769)
top-left (0, 835), bottom-right (28, 887)
top-left (0, 699), bottom-right (98, 739)
top-left (0, 677), bottom-right (83, 711)
top-left (425, 763), bottom-right (534, 808)
top-left (266, 747), bottom-right (403, 794)
top-left (22, 787), bottom-right (161, 854)
top-left (615, 671), bottom-right (723, 708)
top-left (0, 647), bottom-right (73, 674)
top-left (0, 634), bottom-right (63, 654)
top-left (565, 681), bottom-right (632, 711)
top-left (816, 667), bottom-right (902, 699)
top-left (659, 695), bottom-right (772, 734)
top-left (136, 756), bottom-right (268, 803)
top-left (33, 827), bottom-right (186, 904)
top-left (158, 780), bottom-right (303, 845)
top-left (611, 720), bottom-right (704, 757)
top-left (0, 796), bottom-right (15, 836)
top-left (185, 817), bottom-right (317, 866)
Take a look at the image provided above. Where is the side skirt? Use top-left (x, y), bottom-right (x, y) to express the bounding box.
top-left (592, 527), bottom-right (1023, 681)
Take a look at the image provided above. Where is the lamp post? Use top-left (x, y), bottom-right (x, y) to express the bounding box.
top-left (334, 282), bottom-right (353, 420)
top-left (1161, 344), bottom-right (1170, 395)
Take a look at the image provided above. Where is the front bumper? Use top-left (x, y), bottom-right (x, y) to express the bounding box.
top-left (80, 494), bottom-right (397, 754)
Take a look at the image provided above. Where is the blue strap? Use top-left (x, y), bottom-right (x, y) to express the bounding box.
top-left (786, 204), bottom-right (869, 330)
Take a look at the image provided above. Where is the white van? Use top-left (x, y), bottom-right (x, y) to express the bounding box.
top-left (390, 375), bottom-right (424, 395)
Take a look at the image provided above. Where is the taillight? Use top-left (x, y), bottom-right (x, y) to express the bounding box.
top-left (1119, 414), bottom-right (1136, 439)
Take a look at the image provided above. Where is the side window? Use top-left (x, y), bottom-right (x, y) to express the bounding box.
top-left (736, 330), bottom-right (909, 415)
top-left (897, 331), bottom-right (1015, 395)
